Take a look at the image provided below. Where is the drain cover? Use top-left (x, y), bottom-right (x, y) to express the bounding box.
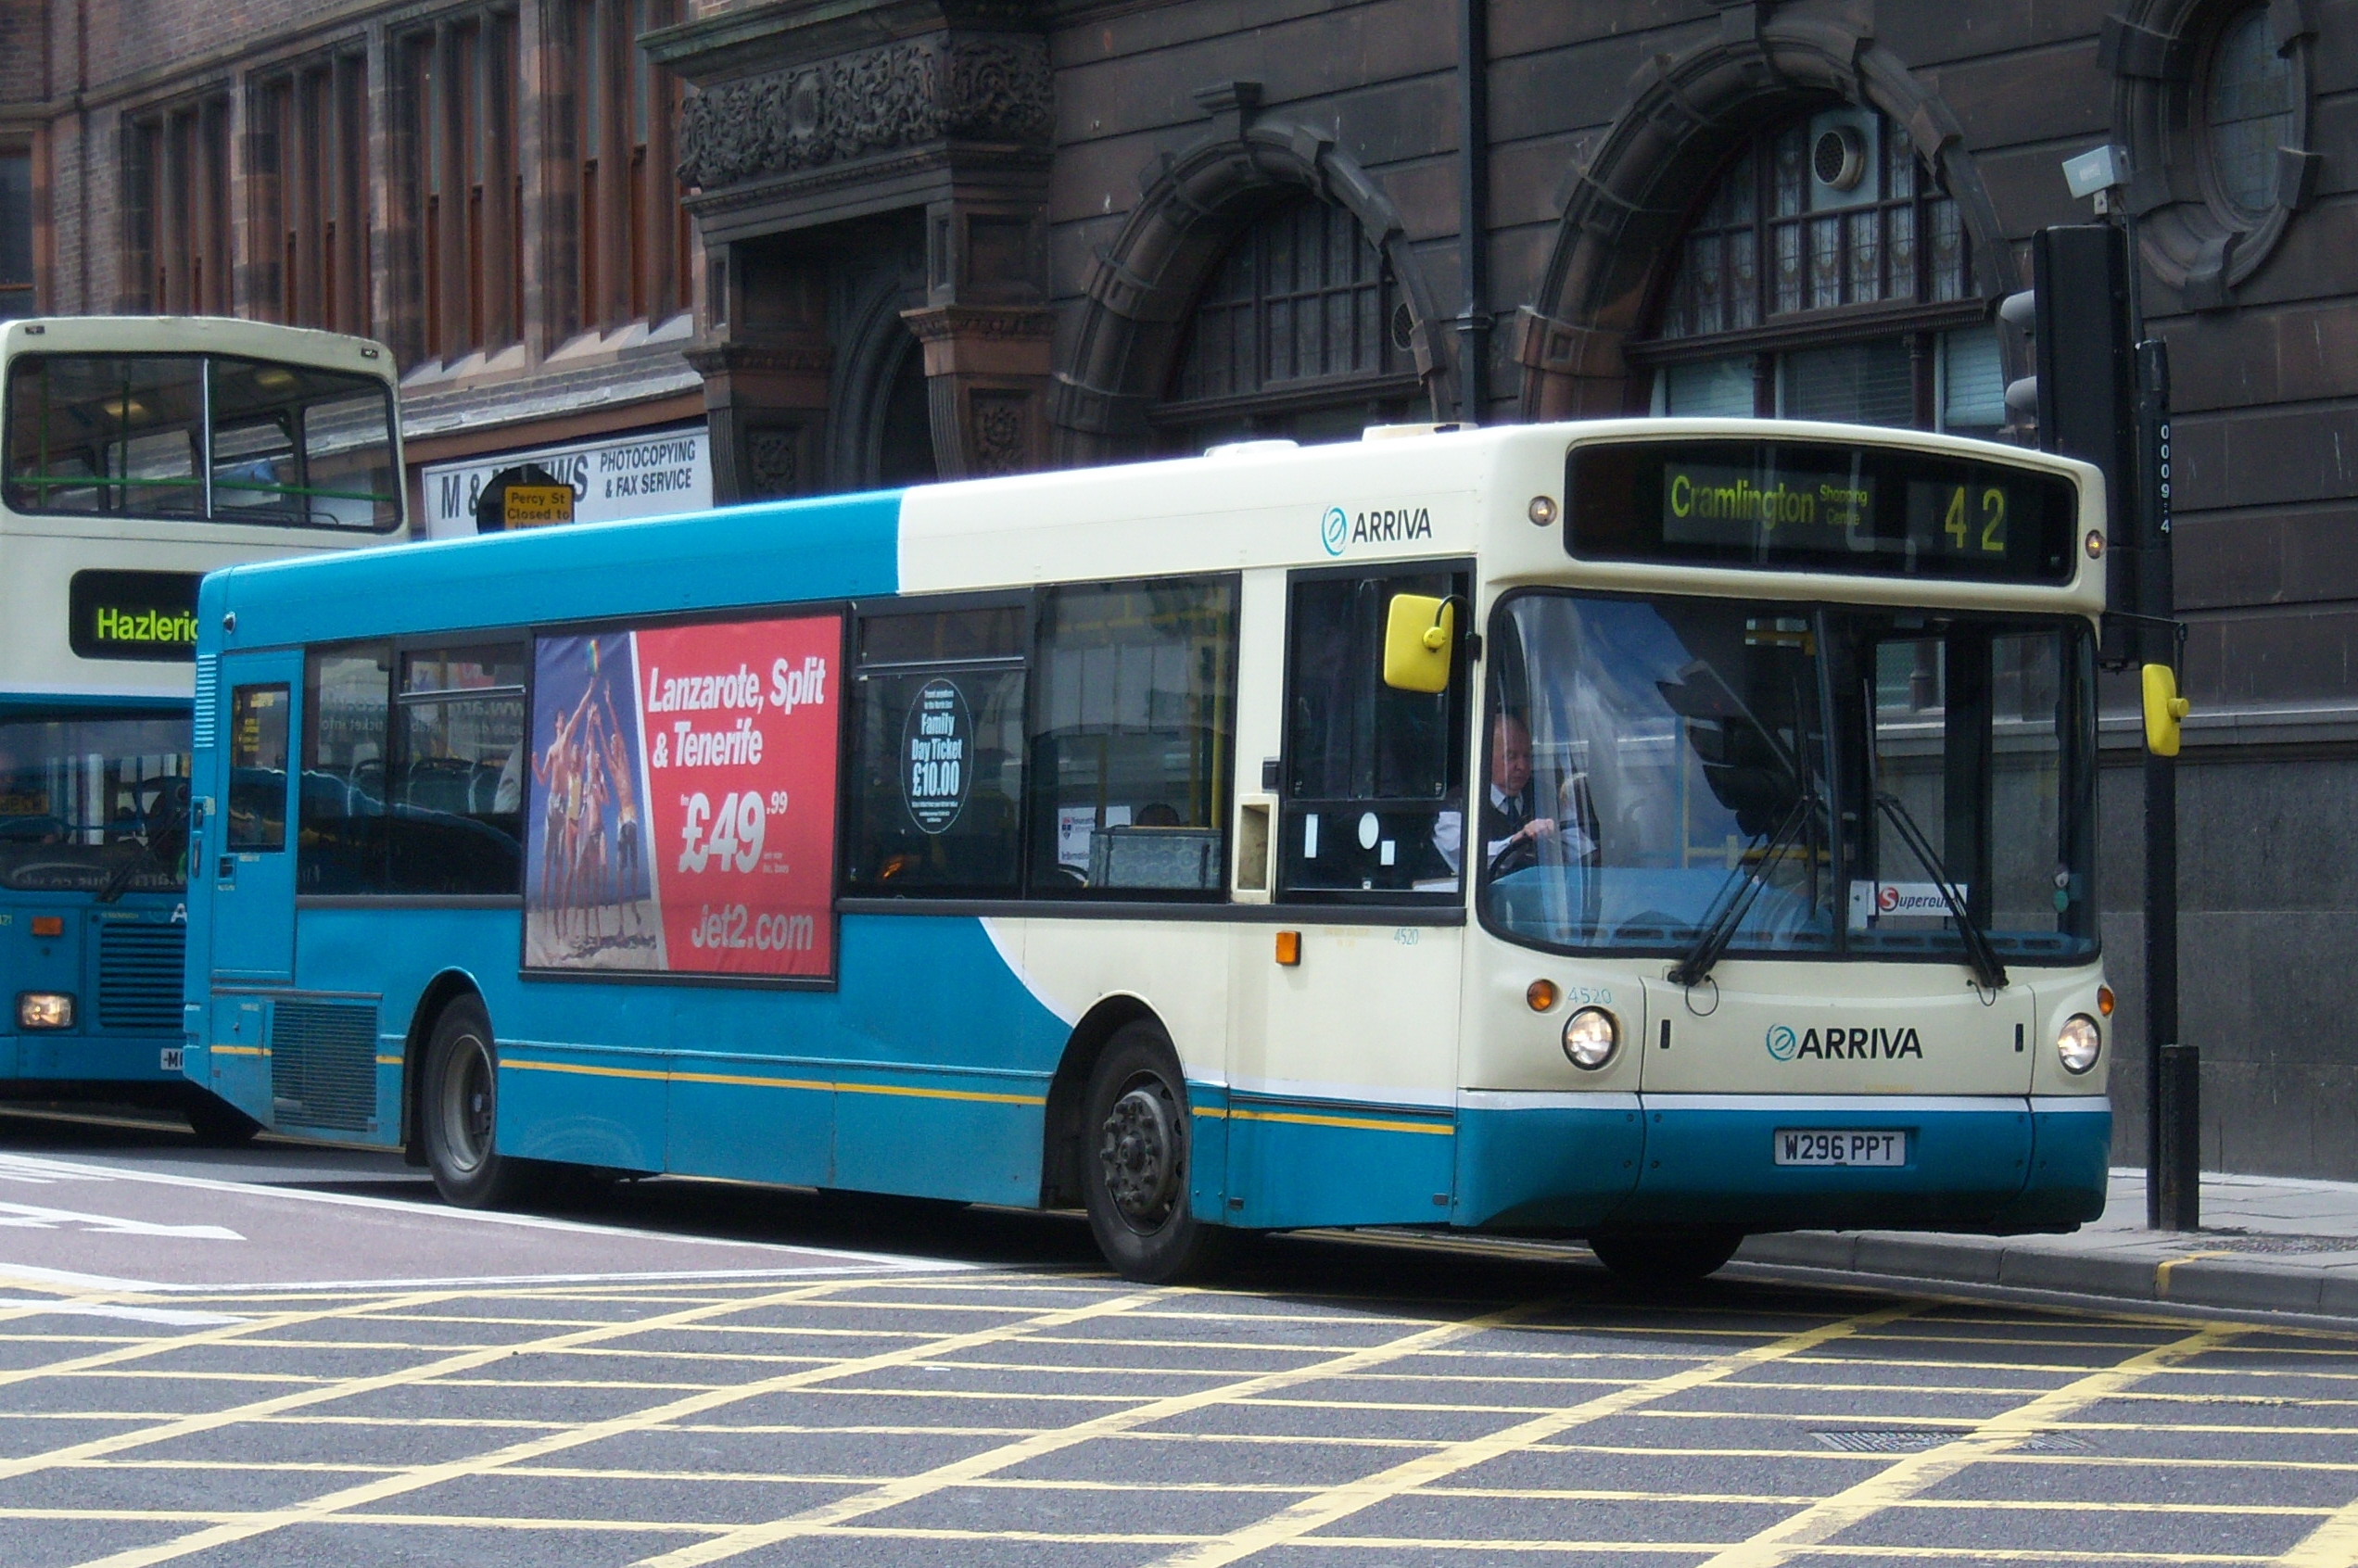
top-left (1813, 1430), bottom-right (2090, 1453)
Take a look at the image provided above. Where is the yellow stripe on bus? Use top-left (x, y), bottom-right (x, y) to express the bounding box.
top-left (209, 1044), bottom-right (268, 1056)
top-left (1197, 1105), bottom-right (1453, 1136)
top-left (501, 1055), bottom-right (1044, 1107)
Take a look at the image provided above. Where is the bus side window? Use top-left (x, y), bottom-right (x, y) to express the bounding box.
top-left (842, 603), bottom-right (1028, 898)
top-left (227, 684), bottom-right (291, 852)
top-left (1278, 567), bottom-right (1469, 901)
top-left (388, 646), bottom-right (526, 895)
top-left (1027, 577), bottom-right (1236, 897)
top-left (299, 643), bottom-right (392, 893)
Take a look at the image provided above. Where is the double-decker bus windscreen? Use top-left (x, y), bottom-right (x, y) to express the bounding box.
top-left (2, 352), bottom-right (399, 530)
top-left (1567, 438), bottom-right (2080, 582)
top-left (1481, 593), bottom-right (2096, 966)
top-left (0, 713), bottom-right (190, 892)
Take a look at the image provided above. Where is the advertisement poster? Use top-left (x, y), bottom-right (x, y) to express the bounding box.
top-left (524, 614), bottom-right (841, 979)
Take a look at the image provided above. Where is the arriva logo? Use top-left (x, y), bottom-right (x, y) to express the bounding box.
top-left (1766, 1022), bottom-right (1925, 1061)
top-left (1322, 503), bottom-right (1435, 556)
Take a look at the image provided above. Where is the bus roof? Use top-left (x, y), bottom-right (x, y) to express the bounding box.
top-left (1, 316), bottom-right (395, 376)
top-left (199, 420), bottom-right (2104, 651)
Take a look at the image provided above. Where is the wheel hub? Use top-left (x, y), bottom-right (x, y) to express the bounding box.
top-left (1098, 1080), bottom-right (1183, 1229)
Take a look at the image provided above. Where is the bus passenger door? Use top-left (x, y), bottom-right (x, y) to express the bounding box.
top-left (1223, 563), bottom-right (1472, 1230)
top-left (208, 652), bottom-right (302, 984)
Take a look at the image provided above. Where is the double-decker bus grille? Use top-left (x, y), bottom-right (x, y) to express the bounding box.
top-left (269, 1002), bottom-right (379, 1132)
top-left (96, 923), bottom-right (186, 1033)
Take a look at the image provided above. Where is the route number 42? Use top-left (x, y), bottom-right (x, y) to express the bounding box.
top-left (1941, 485), bottom-right (2008, 554)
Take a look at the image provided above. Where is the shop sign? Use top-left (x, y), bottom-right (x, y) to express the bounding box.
top-left (421, 424), bottom-right (711, 538)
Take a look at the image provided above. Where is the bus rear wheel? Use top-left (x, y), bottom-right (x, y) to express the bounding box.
top-left (1082, 1022), bottom-right (1223, 1283)
top-left (421, 997), bottom-right (532, 1209)
top-left (1588, 1226), bottom-right (1745, 1285)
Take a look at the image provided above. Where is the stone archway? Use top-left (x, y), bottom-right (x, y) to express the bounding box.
top-left (1514, 8), bottom-right (2015, 421)
top-left (1050, 82), bottom-right (1452, 466)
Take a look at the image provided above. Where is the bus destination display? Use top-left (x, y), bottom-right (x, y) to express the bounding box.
top-left (1569, 439), bottom-right (2078, 582)
top-left (68, 569), bottom-right (201, 661)
top-left (523, 614), bottom-right (842, 980)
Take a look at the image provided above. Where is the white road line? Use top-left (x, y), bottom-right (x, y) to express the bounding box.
top-left (0, 1151), bottom-right (969, 1272)
top-left (0, 1201), bottom-right (242, 1240)
top-left (0, 1298), bottom-right (245, 1326)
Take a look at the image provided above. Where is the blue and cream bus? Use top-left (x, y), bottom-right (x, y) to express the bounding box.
top-left (0, 317), bottom-right (403, 1140)
top-left (178, 420), bottom-right (2111, 1279)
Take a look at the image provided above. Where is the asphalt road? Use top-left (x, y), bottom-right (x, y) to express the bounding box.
top-left (0, 1107), bottom-right (2352, 1567)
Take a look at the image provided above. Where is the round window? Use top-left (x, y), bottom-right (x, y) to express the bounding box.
top-left (2205, 5), bottom-right (2294, 220)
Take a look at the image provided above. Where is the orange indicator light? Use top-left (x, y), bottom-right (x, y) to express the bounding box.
top-left (2098, 984), bottom-right (2116, 1018)
top-left (1526, 980), bottom-right (1559, 1012)
top-left (1274, 930), bottom-right (1301, 967)
top-left (30, 917), bottom-right (62, 938)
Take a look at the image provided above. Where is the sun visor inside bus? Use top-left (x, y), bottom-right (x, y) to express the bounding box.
top-left (1564, 438), bottom-right (2077, 584)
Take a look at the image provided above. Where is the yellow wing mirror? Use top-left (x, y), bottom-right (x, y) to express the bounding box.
top-left (1383, 594), bottom-right (1456, 693)
top-left (2142, 663), bottom-right (2191, 757)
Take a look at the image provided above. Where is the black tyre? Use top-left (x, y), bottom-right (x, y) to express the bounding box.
top-left (420, 996), bottom-right (532, 1208)
top-left (1081, 1021), bottom-right (1223, 1283)
top-left (184, 1093), bottom-right (261, 1146)
top-left (1588, 1225), bottom-right (1745, 1285)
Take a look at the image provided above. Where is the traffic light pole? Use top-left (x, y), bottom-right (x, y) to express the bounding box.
top-left (2135, 338), bottom-right (2197, 1231)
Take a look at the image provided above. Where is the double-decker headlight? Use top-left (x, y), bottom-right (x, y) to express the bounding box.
top-left (17, 993), bottom-right (73, 1031)
top-left (1562, 1006), bottom-right (1619, 1070)
top-left (2056, 1014), bottom-right (2101, 1074)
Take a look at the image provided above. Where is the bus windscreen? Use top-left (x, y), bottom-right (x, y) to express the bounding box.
top-left (1565, 438), bottom-right (2080, 582)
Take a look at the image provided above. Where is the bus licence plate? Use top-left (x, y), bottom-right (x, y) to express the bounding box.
top-left (1774, 1130), bottom-right (1906, 1167)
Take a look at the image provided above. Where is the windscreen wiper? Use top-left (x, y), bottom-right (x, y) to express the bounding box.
top-left (1667, 790), bottom-right (1813, 990)
top-left (95, 798), bottom-right (186, 906)
top-left (1870, 790), bottom-right (2009, 993)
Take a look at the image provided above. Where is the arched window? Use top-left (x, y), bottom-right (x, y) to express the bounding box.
top-left (1157, 194), bottom-right (1422, 450)
top-left (1636, 107), bottom-right (2004, 440)
top-left (2206, 6), bottom-right (2296, 218)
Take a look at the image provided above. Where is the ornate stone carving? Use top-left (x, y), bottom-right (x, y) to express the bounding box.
top-left (969, 393), bottom-right (1028, 476)
top-left (743, 427), bottom-right (800, 499)
top-left (678, 36), bottom-right (1052, 193)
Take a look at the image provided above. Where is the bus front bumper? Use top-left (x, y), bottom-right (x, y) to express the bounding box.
top-left (0, 1031), bottom-right (189, 1088)
top-left (1456, 1093), bottom-right (2111, 1235)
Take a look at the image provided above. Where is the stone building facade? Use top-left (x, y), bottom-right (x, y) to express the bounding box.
top-left (5, 0), bottom-right (2355, 1175)
top-left (0, 0), bottom-right (715, 531)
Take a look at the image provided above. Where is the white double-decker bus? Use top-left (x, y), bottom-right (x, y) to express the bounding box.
top-left (0, 316), bottom-right (402, 1137)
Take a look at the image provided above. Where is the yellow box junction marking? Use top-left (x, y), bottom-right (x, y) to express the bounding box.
top-left (1125, 1300), bottom-right (1922, 1568)
top-left (61, 1284), bottom-right (1160, 1568)
top-left (1689, 1323), bottom-right (2239, 1568)
top-left (621, 1296), bottom-right (1569, 1567)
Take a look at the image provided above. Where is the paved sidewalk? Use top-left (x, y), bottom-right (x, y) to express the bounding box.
top-left (1738, 1167), bottom-right (2358, 1318)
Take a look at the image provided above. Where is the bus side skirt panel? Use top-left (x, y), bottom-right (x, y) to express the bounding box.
top-left (1217, 1097), bottom-right (1458, 1231)
top-left (1452, 1096), bottom-right (1646, 1230)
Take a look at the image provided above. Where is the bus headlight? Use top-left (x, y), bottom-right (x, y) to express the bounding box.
top-left (1562, 1006), bottom-right (1619, 1069)
top-left (2056, 1014), bottom-right (2101, 1074)
top-left (17, 993), bottom-right (72, 1031)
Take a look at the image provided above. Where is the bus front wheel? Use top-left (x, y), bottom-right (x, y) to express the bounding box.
top-left (1082, 1022), bottom-right (1222, 1283)
top-left (421, 997), bottom-right (531, 1209)
top-left (1588, 1226), bottom-right (1745, 1286)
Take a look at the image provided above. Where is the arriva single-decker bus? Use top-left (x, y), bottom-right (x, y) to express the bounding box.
top-left (178, 419), bottom-right (2110, 1280)
top-left (0, 316), bottom-right (403, 1141)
